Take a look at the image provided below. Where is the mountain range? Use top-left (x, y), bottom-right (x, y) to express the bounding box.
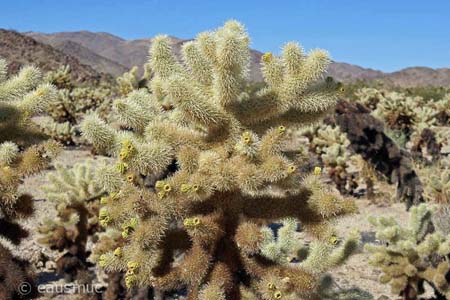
top-left (1, 29), bottom-right (449, 87)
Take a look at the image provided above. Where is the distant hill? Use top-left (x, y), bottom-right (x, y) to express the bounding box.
top-left (18, 30), bottom-right (450, 87)
top-left (0, 29), bottom-right (112, 83)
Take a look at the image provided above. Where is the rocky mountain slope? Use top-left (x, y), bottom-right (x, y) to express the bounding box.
top-left (16, 30), bottom-right (450, 87)
top-left (0, 29), bottom-right (112, 83)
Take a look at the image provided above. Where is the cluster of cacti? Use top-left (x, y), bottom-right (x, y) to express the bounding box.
top-left (77, 21), bottom-right (363, 299)
top-left (366, 203), bottom-right (450, 299)
top-left (38, 160), bottom-right (106, 281)
top-left (372, 91), bottom-right (423, 133)
top-left (0, 57), bottom-right (60, 299)
top-left (353, 87), bottom-right (385, 110)
top-left (37, 65), bottom-right (115, 145)
top-left (354, 87), bottom-right (450, 163)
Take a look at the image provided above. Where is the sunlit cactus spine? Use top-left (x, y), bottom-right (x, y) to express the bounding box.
top-left (81, 21), bottom-right (355, 300)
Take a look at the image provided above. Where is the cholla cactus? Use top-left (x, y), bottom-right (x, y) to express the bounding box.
top-left (116, 65), bottom-right (152, 96)
top-left (258, 217), bottom-right (361, 299)
top-left (81, 21), bottom-right (355, 299)
top-left (45, 64), bottom-right (73, 89)
top-left (366, 204), bottom-right (450, 299)
top-left (0, 57), bottom-right (59, 299)
top-left (259, 218), bottom-right (303, 265)
top-left (38, 160), bottom-right (106, 279)
top-left (308, 125), bottom-right (358, 195)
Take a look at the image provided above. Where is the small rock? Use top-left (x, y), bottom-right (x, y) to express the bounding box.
top-left (377, 295), bottom-right (390, 300)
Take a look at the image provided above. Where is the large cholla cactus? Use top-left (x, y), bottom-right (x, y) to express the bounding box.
top-left (366, 204), bottom-right (450, 299)
top-left (0, 57), bottom-right (59, 298)
top-left (81, 21), bottom-right (355, 300)
top-left (38, 160), bottom-right (106, 280)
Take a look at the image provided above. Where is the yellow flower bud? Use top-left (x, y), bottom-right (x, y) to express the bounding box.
top-left (262, 52), bottom-right (274, 63)
top-left (181, 183), bottom-right (191, 193)
top-left (127, 174), bottom-right (135, 183)
top-left (183, 218), bottom-right (193, 227)
top-left (242, 131), bottom-right (252, 144)
top-left (163, 183), bottom-right (172, 192)
top-left (193, 217), bottom-right (201, 226)
top-left (329, 235), bottom-right (339, 245)
top-left (313, 166), bottom-right (322, 175)
top-left (267, 282), bottom-right (276, 290)
top-left (125, 273), bottom-right (137, 288)
top-left (99, 254), bottom-right (107, 267)
top-left (127, 261), bottom-right (139, 272)
top-left (155, 180), bottom-right (165, 190)
top-left (114, 247), bottom-right (122, 257)
top-left (115, 162), bottom-right (128, 174)
top-left (287, 165), bottom-right (296, 174)
top-left (278, 125), bottom-right (286, 134)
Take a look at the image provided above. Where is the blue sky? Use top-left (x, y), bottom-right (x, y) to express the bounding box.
top-left (1, 0), bottom-right (449, 72)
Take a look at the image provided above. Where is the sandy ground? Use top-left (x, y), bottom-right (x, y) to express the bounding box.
top-left (6, 148), bottom-right (416, 300)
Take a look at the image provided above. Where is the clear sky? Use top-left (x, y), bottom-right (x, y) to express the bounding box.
top-left (1, 0), bottom-right (449, 72)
